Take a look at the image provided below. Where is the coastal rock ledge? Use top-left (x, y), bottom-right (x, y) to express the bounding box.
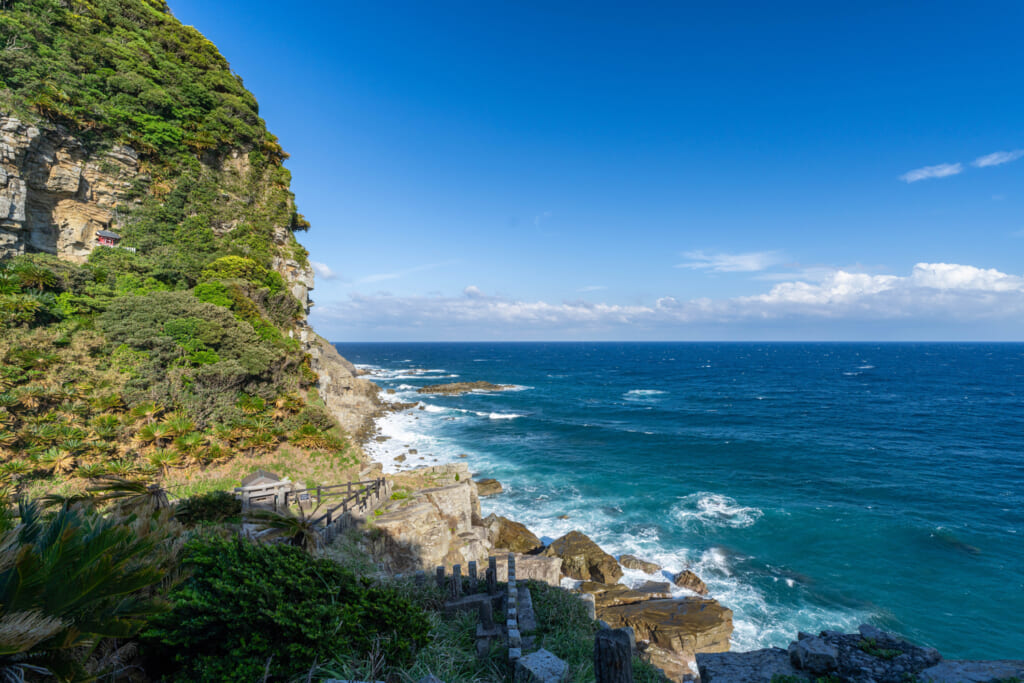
top-left (416, 381), bottom-right (515, 395)
top-left (697, 624), bottom-right (1024, 683)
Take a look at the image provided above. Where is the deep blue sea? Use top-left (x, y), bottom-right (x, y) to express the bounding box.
top-left (333, 342), bottom-right (1024, 659)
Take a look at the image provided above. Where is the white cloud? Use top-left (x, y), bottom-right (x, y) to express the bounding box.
top-left (310, 261), bottom-right (338, 280)
top-left (971, 150), bottom-right (1024, 168)
top-left (313, 262), bottom-right (1024, 337)
top-left (676, 250), bottom-right (785, 273)
top-left (900, 162), bottom-right (963, 183)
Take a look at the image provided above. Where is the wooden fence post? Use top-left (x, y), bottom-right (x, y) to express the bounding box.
top-left (594, 628), bottom-right (633, 683)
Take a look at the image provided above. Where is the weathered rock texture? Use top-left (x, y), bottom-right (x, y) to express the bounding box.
top-left (620, 554), bottom-right (661, 574)
top-left (0, 115), bottom-right (138, 260)
top-left (579, 581), bottom-right (672, 608)
top-left (483, 514), bottom-right (543, 554)
top-left (306, 334), bottom-right (381, 440)
top-left (475, 478), bottom-right (503, 496)
top-left (543, 530), bottom-right (623, 584)
top-left (672, 569), bottom-right (709, 596)
top-left (696, 625), bottom-right (1023, 683)
top-left (601, 597), bottom-right (732, 665)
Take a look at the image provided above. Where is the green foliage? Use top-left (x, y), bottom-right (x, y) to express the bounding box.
top-left (0, 0), bottom-right (283, 162)
top-left (0, 499), bottom-right (175, 681)
top-left (857, 637), bottom-right (902, 660)
top-left (142, 535), bottom-right (430, 682)
top-left (173, 489), bottom-right (241, 525)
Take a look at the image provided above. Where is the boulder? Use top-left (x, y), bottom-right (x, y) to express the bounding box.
top-left (620, 554), bottom-right (661, 574)
top-left (475, 478), bottom-right (503, 496)
top-left (483, 514), bottom-right (543, 554)
top-left (493, 552), bottom-right (562, 587)
top-left (672, 569), bottom-right (709, 595)
top-left (600, 598), bottom-right (733, 659)
top-left (420, 482), bottom-right (473, 533)
top-left (514, 648), bottom-right (568, 682)
top-left (370, 501), bottom-right (451, 571)
top-left (542, 530), bottom-right (623, 583)
top-left (789, 636), bottom-right (839, 675)
top-left (698, 648), bottom-right (798, 682)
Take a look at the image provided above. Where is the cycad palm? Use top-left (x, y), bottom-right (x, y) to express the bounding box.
top-left (0, 498), bottom-right (172, 681)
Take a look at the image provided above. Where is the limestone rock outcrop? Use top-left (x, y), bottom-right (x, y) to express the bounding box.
top-left (306, 334), bottom-right (381, 440)
top-left (1, 115), bottom-right (138, 261)
top-left (542, 530), bottom-right (623, 584)
top-left (483, 514), bottom-right (543, 554)
top-left (601, 597), bottom-right (733, 664)
top-left (578, 581), bottom-right (672, 608)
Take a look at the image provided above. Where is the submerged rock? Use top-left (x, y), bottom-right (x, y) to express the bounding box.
top-left (542, 530), bottom-right (623, 583)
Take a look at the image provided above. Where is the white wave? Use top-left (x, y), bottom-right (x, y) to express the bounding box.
top-left (858, 364), bottom-right (875, 369)
top-left (476, 411), bottom-right (524, 420)
top-left (673, 492), bottom-right (763, 530)
top-left (421, 403), bottom-right (447, 413)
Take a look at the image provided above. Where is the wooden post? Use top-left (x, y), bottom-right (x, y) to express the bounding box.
top-left (468, 560), bottom-right (478, 592)
top-left (486, 567), bottom-right (497, 596)
top-left (478, 597), bottom-right (494, 629)
top-left (436, 566), bottom-right (445, 590)
top-left (451, 564), bottom-right (462, 599)
top-left (594, 628), bottom-right (634, 683)
top-left (414, 570), bottom-right (425, 588)
top-left (316, 485), bottom-right (321, 508)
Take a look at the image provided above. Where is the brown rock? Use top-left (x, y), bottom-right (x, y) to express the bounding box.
top-left (475, 478), bottom-right (503, 496)
top-left (542, 530), bottom-right (623, 584)
top-left (395, 454), bottom-right (406, 463)
top-left (600, 597), bottom-right (732, 659)
top-left (416, 381), bottom-right (515, 395)
top-left (483, 514), bottom-right (543, 554)
top-left (620, 554), bottom-right (662, 574)
top-left (578, 581), bottom-right (673, 608)
top-left (672, 569), bottom-right (709, 595)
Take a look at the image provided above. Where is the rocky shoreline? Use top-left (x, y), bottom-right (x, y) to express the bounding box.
top-left (320, 362), bottom-right (1024, 682)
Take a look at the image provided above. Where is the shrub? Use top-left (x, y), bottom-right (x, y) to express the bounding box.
top-left (142, 536), bottom-right (430, 682)
top-left (173, 490), bottom-right (241, 525)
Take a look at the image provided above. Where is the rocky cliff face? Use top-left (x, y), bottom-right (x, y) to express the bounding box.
top-left (0, 115), bottom-right (138, 261)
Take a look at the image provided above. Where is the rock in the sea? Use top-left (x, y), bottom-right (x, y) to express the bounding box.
top-left (620, 554), bottom-right (662, 574)
top-left (600, 597), bottom-right (732, 659)
top-left (483, 514), bottom-right (543, 553)
top-left (672, 569), bottom-right (709, 595)
top-left (789, 636), bottom-right (839, 675)
top-left (417, 380), bottom-right (514, 395)
top-left (475, 478), bottom-right (503, 496)
top-left (698, 648), bottom-right (798, 682)
top-left (395, 454), bottom-right (407, 463)
top-left (542, 530), bottom-right (623, 584)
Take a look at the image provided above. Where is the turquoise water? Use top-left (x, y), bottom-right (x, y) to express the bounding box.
top-left (334, 342), bottom-right (1024, 658)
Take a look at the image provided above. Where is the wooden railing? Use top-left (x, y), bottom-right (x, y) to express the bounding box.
top-left (281, 477), bottom-right (387, 529)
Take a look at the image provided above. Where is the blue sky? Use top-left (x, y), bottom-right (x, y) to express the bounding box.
top-left (169, 1), bottom-right (1024, 341)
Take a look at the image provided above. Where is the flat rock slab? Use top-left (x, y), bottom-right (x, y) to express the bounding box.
top-left (920, 660), bottom-right (1024, 682)
top-left (600, 597), bottom-right (733, 657)
top-left (514, 648), bottom-right (569, 683)
top-left (580, 581), bottom-right (673, 608)
top-left (698, 648), bottom-right (798, 683)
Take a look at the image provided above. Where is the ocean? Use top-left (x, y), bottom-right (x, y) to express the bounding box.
top-left (333, 342), bottom-right (1024, 659)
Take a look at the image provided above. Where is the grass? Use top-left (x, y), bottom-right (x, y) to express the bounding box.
top-left (857, 637), bottom-right (902, 660)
